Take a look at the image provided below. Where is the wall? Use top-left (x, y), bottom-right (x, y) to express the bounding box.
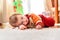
top-left (6, 0), bottom-right (14, 22)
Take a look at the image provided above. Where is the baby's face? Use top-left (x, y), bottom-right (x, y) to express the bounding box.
top-left (16, 15), bottom-right (28, 26)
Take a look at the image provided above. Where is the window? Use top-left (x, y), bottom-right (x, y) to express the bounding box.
top-left (22, 0), bottom-right (45, 14)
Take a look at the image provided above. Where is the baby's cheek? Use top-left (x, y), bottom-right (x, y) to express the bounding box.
top-left (23, 16), bottom-right (28, 25)
top-left (23, 21), bottom-right (28, 25)
top-left (24, 20), bottom-right (28, 25)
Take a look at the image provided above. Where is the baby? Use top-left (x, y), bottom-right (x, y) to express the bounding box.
top-left (9, 13), bottom-right (55, 30)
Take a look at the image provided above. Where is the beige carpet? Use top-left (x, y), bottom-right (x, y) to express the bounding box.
top-left (0, 23), bottom-right (60, 40)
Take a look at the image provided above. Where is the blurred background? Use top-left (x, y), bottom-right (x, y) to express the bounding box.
top-left (0, 0), bottom-right (60, 24)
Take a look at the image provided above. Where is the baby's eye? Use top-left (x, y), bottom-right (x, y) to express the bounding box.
top-left (21, 17), bottom-right (23, 19)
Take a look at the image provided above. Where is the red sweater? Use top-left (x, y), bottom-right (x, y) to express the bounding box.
top-left (39, 14), bottom-right (55, 27)
top-left (25, 14), bottom-right (55, 27)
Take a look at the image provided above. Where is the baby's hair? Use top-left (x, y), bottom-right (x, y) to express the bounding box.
top-left (0, 23), bottom-right (2, 26)
top-left (9, 14), bottom-right (21, 27)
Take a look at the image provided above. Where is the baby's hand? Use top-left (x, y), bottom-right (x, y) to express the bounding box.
top-left (19, 25), bottom-right (27, 30)
top-left (36, 25), bottom-right (42, 29)
top-left (35, 20), bottom-right (44, 29)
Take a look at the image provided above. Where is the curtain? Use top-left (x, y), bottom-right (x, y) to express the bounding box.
top-left (45, 0), bottom-right (52, 12)
top-left (2, 0), bottom-right (14, 23)
top-left (0, 0), bottom-right (3, 23)
top-left (45, 0), bottom-right (53, 17)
